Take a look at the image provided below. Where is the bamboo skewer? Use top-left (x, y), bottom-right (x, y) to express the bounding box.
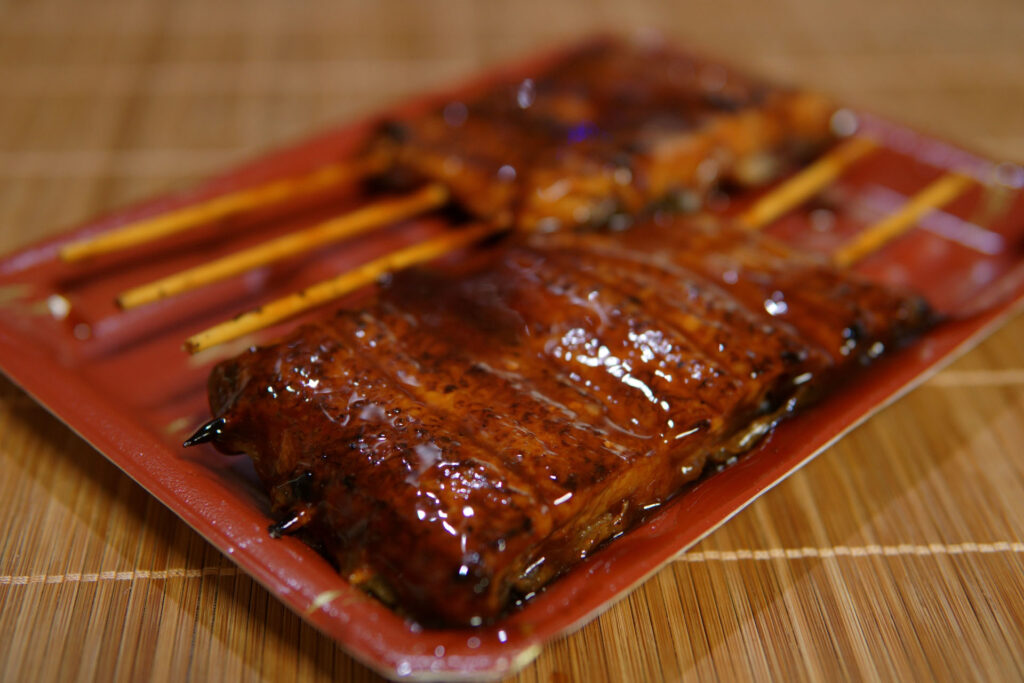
top-left (60, 129), bottom-right (873, 263)
top-left (123, 136), bottom-right (878, 310)
top-left (182, 166), bottom-right (976, 355)
top-left (737, 136), bottom-right (878, 231)
top-left (117, 183), bottom-right (449, 310)
top-left (76, 125), bottom-right (969, 354)
top-left (59, 156), bottom-right (380, 262)
top-left (833, 172), bottom-right (974, 267)
top-left (184, 222), bottom-right (503, 354)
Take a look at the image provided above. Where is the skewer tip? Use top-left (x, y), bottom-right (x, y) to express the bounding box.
top-left (268, 505), bottom-right (315, 538)
top-left (183, 417), bottom-right (226, 447)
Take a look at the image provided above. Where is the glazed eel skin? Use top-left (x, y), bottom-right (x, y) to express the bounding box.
top-left (200, 216), bottom-right (933, 626)
top-left (368, 37), bottom-right (836, 231)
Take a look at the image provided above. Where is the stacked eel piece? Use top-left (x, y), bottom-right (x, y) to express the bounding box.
top-left (367, 37), bottom-right (836, 231)
top-left (199, 216), bottom-right (933, 626)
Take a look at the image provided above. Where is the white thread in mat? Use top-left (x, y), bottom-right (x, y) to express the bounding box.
top-left (0, 566), bottom-right (238, 586)
top-left (675, 541), bottom-right (1024, 563)
top-left (2, 542), bottom-right (1022, 587)
top-left (926, 369), bottom-right (1024, 387)
top-left (0, 60), bottom-right (466, 97)
top-left (0, 149), bottom-right (251, 178)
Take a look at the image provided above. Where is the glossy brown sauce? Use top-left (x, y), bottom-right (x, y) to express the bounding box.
top-left (369, 38), bottom-right (837, 231)
top-left (202, 216), bottom-right (932, 626)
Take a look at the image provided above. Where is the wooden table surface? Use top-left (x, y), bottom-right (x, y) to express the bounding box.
top-left (2, 0), bottom-right (1023, 680)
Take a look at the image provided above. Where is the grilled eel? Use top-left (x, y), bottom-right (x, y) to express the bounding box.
top-left (367, 37), bottom-right (837, 232)
top-left (193, 215), bottom-right (933, 626)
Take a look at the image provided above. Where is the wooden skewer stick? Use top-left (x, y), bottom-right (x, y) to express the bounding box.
top-left (182, 170), bottom-right (971, 354)
top-left (737, 136), bottom-right (878, 231)
top-left (60, 156), bottom-right (380, 262)
top-left (832, 172), bottom-right (974, 268)
top-left (117, 183), bottom-right (449, 310)
top-left (184, 222), bottom-right (504, 354)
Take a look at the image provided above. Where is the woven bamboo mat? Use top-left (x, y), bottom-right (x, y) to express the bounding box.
top-left (1, 0), bottom-right (1023, 680)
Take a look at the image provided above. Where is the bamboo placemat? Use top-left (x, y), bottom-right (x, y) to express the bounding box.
top-left (1, 0), bottom-right (1023, 680)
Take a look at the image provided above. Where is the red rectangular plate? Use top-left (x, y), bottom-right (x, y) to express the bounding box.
top-left (0, 38), bottom-right (1022, 681)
